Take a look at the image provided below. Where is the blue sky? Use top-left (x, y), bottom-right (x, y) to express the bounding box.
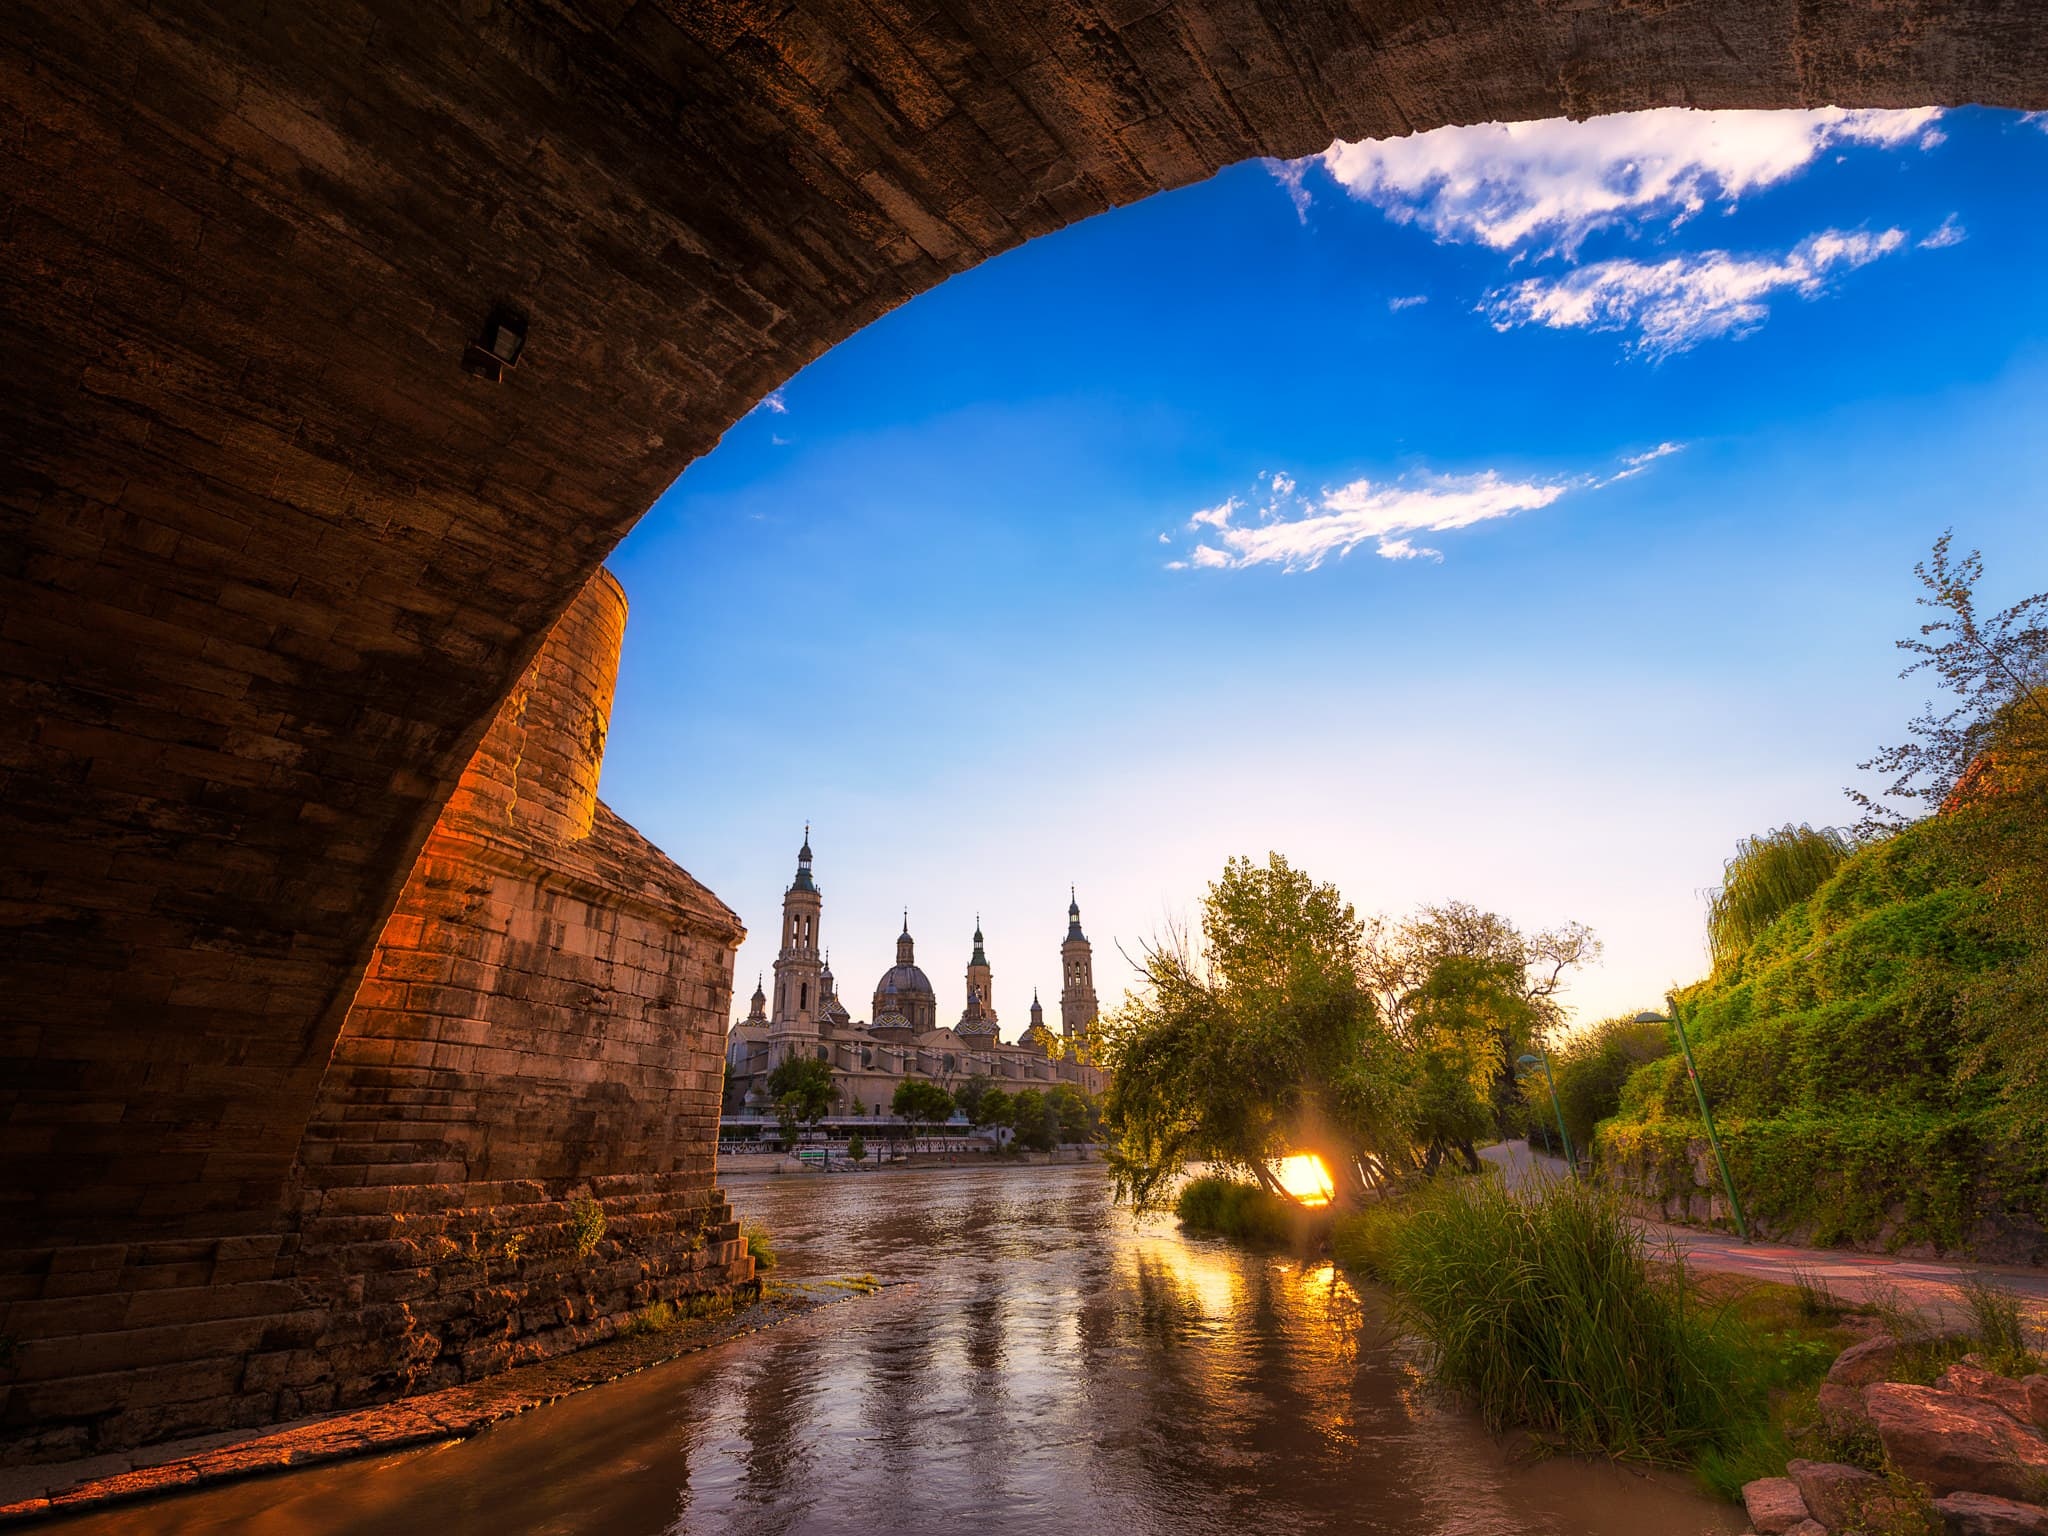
top-left (602, 106), bottom-right (2048, 1034)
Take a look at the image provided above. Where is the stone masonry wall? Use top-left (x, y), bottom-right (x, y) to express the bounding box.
top-left (0, 574), bottom-right (751, 1463)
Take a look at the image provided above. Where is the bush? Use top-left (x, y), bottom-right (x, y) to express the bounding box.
top-left (846, 1132), bottom-right (866, 1163)
top-left (1350, 1175), bottom-right (1757, 1463)
top-left (1549, 1016), bottom-right (1671, 1153)
top-left (1174, 1175), bottom-right (1298, 1245)
top-left (568, 1195), bottom-right (607, 1260)
top-left (742, 1220), bottom-right (776, 1273)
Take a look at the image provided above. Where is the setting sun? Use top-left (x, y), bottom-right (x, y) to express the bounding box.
top-left (1273, 1153), bottom-right (1336, 1208)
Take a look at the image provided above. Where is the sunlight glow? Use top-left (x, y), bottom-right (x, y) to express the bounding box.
top-left (1273, 1153), bottom-right (1335, 1207)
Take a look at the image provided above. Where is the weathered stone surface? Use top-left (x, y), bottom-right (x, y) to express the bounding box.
top-left (1785, 1522), bottom-right (1829, 1536)
top-left (1744, 1476), bottom-right (1812, 1535)
top-left (1866, 1383), bottom-right (2048, 1501)
top-left (0, 579), bottom-right (750, 1462)
top-left (1830, 1334), bottom-right (1903, 1389)
top-left (2027, 1378), bottom-right (2048, 1433)
top-left (1934, 1491), bottom-right (2048, 1536)
top-left (1940, 1363), bottom-right (2044, 1429)
top-left (1788, 1458), bottom-right (1885, 1530)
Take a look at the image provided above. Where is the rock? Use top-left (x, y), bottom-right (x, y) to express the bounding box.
top-left (1788, 1458), bottom-right (1884, 1529)
top-left (1940, 1362), bottom-right (2041, 1425)
top-left (1786, 1522), bottom-right (1829, 1536)
top-left (1744, 1476), bottom-right (1813, 1534)
top-left (1933, 1491), bottom-right (2048, 1536)
top-left (2027, 1377), bottom-right (2048, 1433)
top-left (1831, 1334), bottom-right (1902, 1389)
top-left (1865, 1382), bottom-right (2048, 1501)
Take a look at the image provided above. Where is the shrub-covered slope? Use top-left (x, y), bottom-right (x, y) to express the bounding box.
top-left (1600, 820), bottom-right (2045, 1257)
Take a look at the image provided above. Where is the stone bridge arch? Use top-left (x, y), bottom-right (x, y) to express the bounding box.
top-left (3, 0), bottom-right (2045, 1460)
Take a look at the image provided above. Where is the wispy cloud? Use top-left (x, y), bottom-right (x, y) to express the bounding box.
top-left (1388, 294), bottom-right (1429, 311)
top-left (1309, 107), bottom-right (1944, 253)
top-left (1165, 448), bottom-right (1681, 573)
top-left (753, 390), bottom-right (789, 416)
top-left (1918, 214), bottom-right (1966, 249)
top-left (1266, 159), bottom-right (1313, 223)
top-left (1484, 228), bottom-right (1911, 356)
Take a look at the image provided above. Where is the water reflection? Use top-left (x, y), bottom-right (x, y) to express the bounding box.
top-left (56, 1166), bottom-right (1743, 1536)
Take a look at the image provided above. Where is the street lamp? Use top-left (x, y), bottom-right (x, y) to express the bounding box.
top-left (1515, 1049), bottom-right (1575, 1174)
top-left (1636, 1008), bottom-right (1750, 1242)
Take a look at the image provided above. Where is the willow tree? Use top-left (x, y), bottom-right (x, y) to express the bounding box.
top-left (1095, 853), bottom-right (1410, 1210)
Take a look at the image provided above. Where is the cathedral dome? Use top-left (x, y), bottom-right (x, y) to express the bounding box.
top-left (875, 962), bottom-right (934, 999)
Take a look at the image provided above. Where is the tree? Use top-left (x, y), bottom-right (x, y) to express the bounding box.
top-left (767, 1054), bottom-right (835, 1133)
top-left (891, 1079), bottom-right (954, 1150)
top-left (952, 1073), bottom-right (993, 1125)
top-left (1097, 853), bottom-right (1410, 1210)
top-left (974, 1087), bottom-right (1011, 1132)
top-left (1849, 530), bottom-right (2048, 828)
top-left (1009, 1087), bottom-right (1054, 1151)
top-left (1402, 956), bottom-right (1535, 1171)
top-left (1364, 901), bottom-right (1598, 1129)
top-left (846, 1131), bottom-right (866, 1164)
top-left (1047, 1085), bottom-right (1094, 1146)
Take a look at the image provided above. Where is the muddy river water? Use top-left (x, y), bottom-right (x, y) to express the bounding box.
top-left (61, 1163), bottom-right (1744, 1535)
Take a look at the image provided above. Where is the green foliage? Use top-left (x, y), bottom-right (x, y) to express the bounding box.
top-left (974, 1087), bottom-right (1010, 1128)
top-left (891, 1078), bottom-right (954, 1142)
top-left (951, 1073), bottom-right (992, 1123)
top-left (1602, 808), bottom-right (2048, 1251)
top-left (767, 1054), bottom-right (836, 1126)
top-left (1099, 853), bottom-right (1411, 1209)
top-left (1957, 1276), bottom-right (2041, 1377)
top-left (1008, 1088), bottom-right (1053, 1151)
top-left (1174, 1175), bottom-right (1298, 1245)
top-left (568, 1195), bottom-right (607, 1260)
top-left (1347, 1176), bottom-right (1758, 1464)
top-left (845, 1131), bottom-right (866, 1163)
top-left (742, 1220), bottom-right (776, 1273)
top-left (1404, 955), bottom-right (1533, 1163)
top-left (1707, 824), bottom-right (1858, 968)
top-left (1550, 1016), bottom-right (1671, 1152)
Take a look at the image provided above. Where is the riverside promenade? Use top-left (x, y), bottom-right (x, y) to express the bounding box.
top-left (1481, 1143), bottom-right (2048, 1328)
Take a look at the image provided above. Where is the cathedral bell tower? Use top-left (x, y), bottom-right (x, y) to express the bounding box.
top-left (769, 826), bottom-right (825, 1062)
top-left (1060, 888), bottom-right (1099, 1053)
top-left (965, 916), bottom-right (997, 1027)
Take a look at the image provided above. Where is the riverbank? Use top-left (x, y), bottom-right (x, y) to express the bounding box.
top-left (719, 1148), bottom-right (1100, 1178)
top-left (0, 1278), bottom-right (900, 1527)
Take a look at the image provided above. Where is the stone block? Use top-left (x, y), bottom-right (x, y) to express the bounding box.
top-left (1933, 1491), bottom-right (2048, 1535)
top-left (1866, 1382), bottom-right (2048, 1501)
top-left (1788, 1458), bottom-right (1884, 1530)
top-left (1741, 1476), bottom-right (1810, 1534)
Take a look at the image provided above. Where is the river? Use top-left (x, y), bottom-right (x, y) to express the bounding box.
top-left (57, 1163), bottom-right (1744, 1535)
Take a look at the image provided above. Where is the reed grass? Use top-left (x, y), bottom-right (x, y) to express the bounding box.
top-left (743, 1221), bottom-right (777, 1273)
top-left (1706, 823), bottom-right (1857, 966)
top-left (1353, 1176), bottom-right (1759, 1464)
top-left (1958, 1275), bottom-right (2041, 1377)
top-left (1175, 1175), bottom-right (1298, 1245)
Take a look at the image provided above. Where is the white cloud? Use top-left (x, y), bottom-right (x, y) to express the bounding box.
top-left (1314, 107), bottom-right (1943, 253)
top-left (1166, 446), bottom-right (1684, 573)
top-left (753, 389), bottom-right (789, 415)
top-left (1919, 214), bottom-right (1966, 249)
top-left (1266, 158), bottom-right (1313, 222)
top-left (1270, 473), bottom-right (1296, 497)
top-left (1388, 294), bottom-right (1429, 310)
top-left (1484, 227), bottom-right (1908, 355)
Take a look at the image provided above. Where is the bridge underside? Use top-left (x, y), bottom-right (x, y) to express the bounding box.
top-left (3, 0), bottom-right (2046, 1459)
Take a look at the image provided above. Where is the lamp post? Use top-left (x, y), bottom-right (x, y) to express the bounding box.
top-left (1635, 1008), bottom-right (1749, 1242)
top-left (1516, 1049), bottom-right (1575, 1174)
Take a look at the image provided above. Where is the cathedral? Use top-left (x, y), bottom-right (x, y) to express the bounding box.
top-left (724, 831), bottom-right (1107, 1113)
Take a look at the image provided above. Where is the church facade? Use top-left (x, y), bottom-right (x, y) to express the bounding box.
top-left (725, 832), bottom-right (1107, 1113)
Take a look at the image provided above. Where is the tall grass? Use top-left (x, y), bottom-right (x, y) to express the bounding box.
top-left (1958, 1275), bottom-right (2041, 1377)
top-left (1706, 823), bottom-right (1857, 966)
top-left (1350, 1176), bottom-right (1758, 1463)
top-left (742, 1221), bottom-right (777, 1273)
top-left (1175, 1175), bottom-right (1297, 1245)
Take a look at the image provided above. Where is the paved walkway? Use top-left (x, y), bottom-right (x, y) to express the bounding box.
top-left (1479, 1142), bottom-right (2048, 1330)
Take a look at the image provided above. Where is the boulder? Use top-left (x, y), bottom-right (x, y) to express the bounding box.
top-left (1865, 1382), bottom-right (2048, 1501)
top-left (1830, 1335), bottom-right (1902, 1389)
top-left (1788, 1458), bottom-right (1884, 1529)
top-left (1786, 1522), bottom-right (1829, 1536)
top-left (1940, 1363), bottom-right (2041, 1426)
top-left (2027, 1377), bottom-right (2048, 1433)
top-left (1743, 1476), bottom-right (1812, 1534)
top-left (1933, 1491), bottom-right (2048, 1536)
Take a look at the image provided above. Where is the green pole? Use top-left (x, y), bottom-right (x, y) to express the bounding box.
top-left (1536, 1046), bottom-right (1576, 1174)
top-left (1668, 1009), bottom-right (1750, 1242)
